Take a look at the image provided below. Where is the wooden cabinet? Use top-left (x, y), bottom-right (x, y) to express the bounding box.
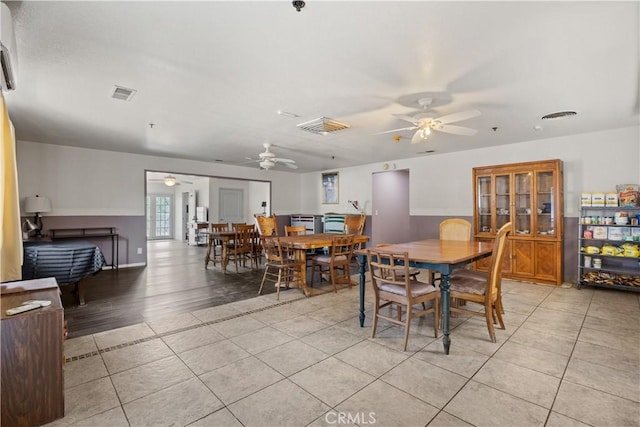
top-left (473, 159), bottom-right (564, 285)
top-left (1, 278), bottom-right (64, 427)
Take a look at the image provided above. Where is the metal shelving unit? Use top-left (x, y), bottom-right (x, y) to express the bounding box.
top-left (578, 205), bottom-right (640, 291)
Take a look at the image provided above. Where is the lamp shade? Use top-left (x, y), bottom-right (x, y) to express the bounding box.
top-left (24, 195), bottom-right (52, 213)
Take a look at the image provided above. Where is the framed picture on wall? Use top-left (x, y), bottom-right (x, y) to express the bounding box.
top-left (322, 172), bottom-right (339, 204)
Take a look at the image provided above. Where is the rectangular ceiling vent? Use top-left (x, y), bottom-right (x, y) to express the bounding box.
top-left (297, 117), bottom-right (350, 135)
top-left (111, 85), bottom-right (137, 101)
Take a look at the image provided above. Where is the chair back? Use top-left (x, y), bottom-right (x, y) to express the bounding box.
top-left (284, 225), bottom-right (306, 236)
top-left (331, 234), bottom-right (355, 263)
top-left (367, 249), bottom-right (416, 302)
top-left (234, 224), bottom-right (254, 253)
top-left (487, 222), bottom-right (512, 301)
top-left (440, 218), bottom-right (471, 241)
top-left (261, 236), bottom-right (285, 263)
top-left (210, 223), bottom-right (228, 233)
top-left (344, 214), bottom-right (366, 235)
top-left (255, 214), bottom-right (278, 236)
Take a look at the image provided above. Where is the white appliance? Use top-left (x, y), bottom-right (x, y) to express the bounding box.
top-left (1, 2), bottom-right (17, 91)
top-left (196, 207), bottom-right (208, 223)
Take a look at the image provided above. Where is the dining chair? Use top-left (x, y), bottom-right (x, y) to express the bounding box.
top-left (258, 236), bottom-right (304, 300)
top-left (343, 214), bottom-right (366, 235)
top-left (448, 222), bottom-right (511, 342)
top-left (284, 225), bottom-right (306, 236)
top-left (228, 224), bottom-right (258, 272)
top-left (431, 218), bottom-right (472, 285)
top-left (367, 248), bottom-right (439, 351)
top-left (208, 223), bottom-right (229, 267)
top-left (311, 234), bottom-right (355, 293)
top-left (255, 214), bottom-right (278, 237)
top-left (376, 243), bottom-right (420, 280)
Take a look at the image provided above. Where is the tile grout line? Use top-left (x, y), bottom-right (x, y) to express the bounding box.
top-left (66, 295), bottom-right (307, 363)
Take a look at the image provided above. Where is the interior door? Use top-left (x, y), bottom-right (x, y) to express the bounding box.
top-left (219, 188), bottom-right (245, 224)
top-left (371, 170), bottom-right (410, 246)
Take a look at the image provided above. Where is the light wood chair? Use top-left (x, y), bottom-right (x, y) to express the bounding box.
top-left (284, 225), bottom-right (306, 236)
top-left (208, 223), bottom-right (229, 267)
top-left (344, 214), bottom-right (366, 235)
top-left (258, 236), bottom-right (304, 300)
top-left (376, 243), bottom-right (419, 280)
top-left (431, 218), bottom-right (472, 284)
top-left (311, 234), bottom-right (355, 293)
top-left (448, 222), bottom-right (512, 342)
top-left (368, 248), bottom-right (439, 351)
top-left (228, 224), bottom-right (258, 272)
top-left (255, 214), bottom-right (278, 237)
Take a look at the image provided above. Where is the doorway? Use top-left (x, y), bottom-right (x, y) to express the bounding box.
top-left (371, 170), bottom-right (410, 246)
top-left (146, 194), bottom-right (174, 240)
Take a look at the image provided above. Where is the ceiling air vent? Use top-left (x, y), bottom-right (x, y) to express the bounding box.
top-left (297, 117), bottom-right (350, 135)
top-left (111, 85), bottom-right (137, 101)
top-left (541, 111), bottom-right (577, 120)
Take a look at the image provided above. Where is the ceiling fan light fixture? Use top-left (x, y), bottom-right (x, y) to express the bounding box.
top-left (421, 127), bottom-right (431, 139)
top-left (260, 159), bottom-right (275, 170)
top-left (164, 175), bottom-right (177, 186)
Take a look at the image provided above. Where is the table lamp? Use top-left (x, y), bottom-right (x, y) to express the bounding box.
top-left (24, 195), bottom-right (52, 237)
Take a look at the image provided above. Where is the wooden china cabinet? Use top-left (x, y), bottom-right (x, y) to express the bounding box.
top-left (473, 159), bottom-right (564, 285)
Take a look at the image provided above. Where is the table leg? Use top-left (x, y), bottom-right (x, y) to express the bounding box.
top-left (441, 273), bottom-right (451, 354)
top-left (221, 240), bottom-right (229, 273)
top-left (294, 249), bottom-right (311, 296)
top-left (204, 236), bottom-right (213, 268)
top-left (76, 281), bottom-right (86, 306)
top-left (358, 254), bottom-right (366, 327)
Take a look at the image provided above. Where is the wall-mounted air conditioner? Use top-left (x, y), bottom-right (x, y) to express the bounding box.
top-left (1, 2), bottom-right (17, 91)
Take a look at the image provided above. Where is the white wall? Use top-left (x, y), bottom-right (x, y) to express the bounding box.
top-left (16, 140), bottom-right (302, 216)
top-left (301, 126), bottom-right (640, 218)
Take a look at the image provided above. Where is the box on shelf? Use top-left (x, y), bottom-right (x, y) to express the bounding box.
top-left (607, 227), bottom-right (623, 241)
top-left (591, 193), bottom-right (605, 206)
top-left (592, 226), bottom-right (607, 239)
top-left (619, 191), bottom-right (640, 207)
top-left (605, 193), bottom-right (618, 207)
top-left (580, 193), bottom-right (591, 206)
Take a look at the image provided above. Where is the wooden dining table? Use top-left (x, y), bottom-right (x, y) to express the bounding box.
top-left (277, 233), bottom-right (370, 297)
top-left (356, 239), bottom-right (494, 354)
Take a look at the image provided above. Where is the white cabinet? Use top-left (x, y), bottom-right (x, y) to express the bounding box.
top-left (188, 222), bottom-right (208, 246)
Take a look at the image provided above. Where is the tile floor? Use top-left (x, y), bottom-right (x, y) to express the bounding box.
top-left (50, 279), bottom-right (639, 427)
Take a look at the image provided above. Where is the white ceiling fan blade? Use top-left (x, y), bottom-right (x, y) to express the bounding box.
top-left (394, 114), bottom-right (421, 125)
top-left (411, 130), bottom-right (426, 144)
top-left (435, 109), bottom-right (481, 124)
top-left (375, 126), bottom-right (418, 135)
top-left (436, 124), bottom-right (478, 136)
top-left (273, 157), bottom-right (295, 164)
top-left (283, 162), bottom-right (299, 169)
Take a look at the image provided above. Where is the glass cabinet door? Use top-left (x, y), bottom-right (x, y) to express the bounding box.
top-left (495, 174), bottom-right (511, 231)
top-left (514, 172), bottom-right (532, 235)
top-left (536, 170), bottom-right (555, 236)
top-left (477, 176), bottom-right (492, 234)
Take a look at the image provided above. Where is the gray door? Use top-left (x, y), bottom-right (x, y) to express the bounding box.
top-left (371, 170), bottom-right (410, 246)
top-left (219, 188), bottom-right (245, 224)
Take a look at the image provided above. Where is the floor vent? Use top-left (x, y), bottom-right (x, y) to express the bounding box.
top-left (297, 117), bottom-right (350, 135)
top-left (111, 85), bottom-right (137, 101)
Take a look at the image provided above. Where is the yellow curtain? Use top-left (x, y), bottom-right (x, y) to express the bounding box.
top-left (0, 91), bottom-right (23, 282)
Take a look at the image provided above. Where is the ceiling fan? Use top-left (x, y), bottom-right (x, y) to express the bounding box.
top-left (248, 143), bottom-right (298, 170)
top-left (148, 175), bottom-right (193, 186)
top-left (379, 97), bottom-right (481, 144)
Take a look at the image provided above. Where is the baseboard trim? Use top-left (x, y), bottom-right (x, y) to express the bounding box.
top-left (103, 262), bottom-right (146, 270)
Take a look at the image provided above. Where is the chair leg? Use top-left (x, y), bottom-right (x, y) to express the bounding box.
top-left (275, 268), bottom-right (283, 300)
top-left (371, 297), bottom-right (380, 339)
top-left (403, 307), bottom-right (411, 351)
top-left (494, 303), bottom-right (505, 329)
top-left (485, 303), bottom-right (496, 343)
top-left (258, 265), bottom-right (269, 295)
